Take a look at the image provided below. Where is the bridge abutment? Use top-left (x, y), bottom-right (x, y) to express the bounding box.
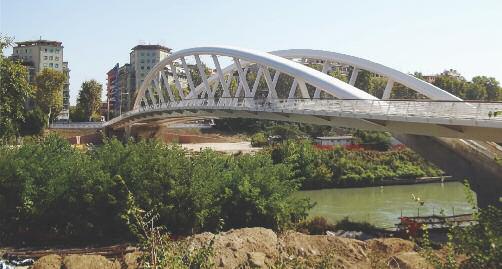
top-left (395, 134), bottom-right (502, 208)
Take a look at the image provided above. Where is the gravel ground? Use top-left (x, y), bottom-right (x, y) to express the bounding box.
top-left (182, 142), bottom-right (262, 154)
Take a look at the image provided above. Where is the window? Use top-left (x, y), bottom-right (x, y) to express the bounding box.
top-left (25, 49), bottom-right (28, 53)
top-left (45, 48), bottom-right (47, 52)
top-left (49, 56), bottom-right (53, 60)
top-left (44, 56), bottom-right (48, 60)
top-left (55, 56), bottom-right (59, 61)
top-left (140, 66), bottom-right (144, 70)
top-left (141, 73), bottom-right (145, 77)
top-left (55, 64), bottom-right (59, 68)
top-left (50, 48), bottom-right (53, 53)
top-left (49, 63), bottom-right (53, 67)
top-left (56, 49), bottom-right (59, 53)
top-left (141, 52), bottom-right (144, 56)
top-left (147, 66), bottom-right (150, 70)
top-left (43, 63), bottom-right (47, 67)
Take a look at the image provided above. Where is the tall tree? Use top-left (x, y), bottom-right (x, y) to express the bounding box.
top-left (472, 76), bottom-right (501, 101)
top-left (433, 73), bottom-right (466, 99)
top-left (76, 80), bottom-right (102, 121)
top-left (35, 69), bottom-right (66, 124)
top-left (0, 35), bottom-right (34, 139)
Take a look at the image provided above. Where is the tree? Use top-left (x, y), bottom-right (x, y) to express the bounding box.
top-left (76, 80), bottom-right (102, 121)
top-left (0, 35), bottom-right (34, 139)
top-left (472, 76), bottom-right (501, 101)
top-left (353, 130), bottom-right (392, 151)
top-left (464, 81), bottom-right (487, 100)
top-left (69, 105), bottom-right (86, 122)
top-left (35, 68), bottom-right (66, 124)
top-left (19, 107), bottom-right (47, 136)
top-left (433, 73), bottom-right (466, 99)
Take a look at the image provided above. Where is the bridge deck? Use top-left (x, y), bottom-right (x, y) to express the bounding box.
top-left (108, 99), bottom-right (502, 129)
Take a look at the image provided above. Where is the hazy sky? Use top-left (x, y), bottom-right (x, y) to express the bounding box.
top-left (2, 0), bottom-right (501, 105)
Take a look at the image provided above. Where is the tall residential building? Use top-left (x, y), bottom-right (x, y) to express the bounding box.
top-left (106, 44), bottom-right (192, 118)
top-left (106, 64), bottom-right (120, 119)
top-left (130, 44), bottom-right (171, 91)
top-left (118, 64), bottom-right (133, 113)
top-left (11, 40), bottom-right (71, 121)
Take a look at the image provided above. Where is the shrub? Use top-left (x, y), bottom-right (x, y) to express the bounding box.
top-left (0, 135), bottom-right (312, 245)
top-left (250, 132), bottom-right (268, 147)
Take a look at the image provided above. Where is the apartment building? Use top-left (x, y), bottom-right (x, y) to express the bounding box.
top-left (130, 44), bottom-right (171, 90)
top-left (11, 40), bottom-right (71, 121)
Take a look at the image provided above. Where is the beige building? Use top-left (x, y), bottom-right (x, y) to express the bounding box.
top-left (12, 40), bottom-right (70, 121)
top-left (107, 44), bottom-right (190, 117)
top-left (130, 44), bottom-right (171, 90)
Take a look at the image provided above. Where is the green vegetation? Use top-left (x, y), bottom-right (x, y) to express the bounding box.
top-left (269, 140), bottom-right (442, 189)
top-left (34, 68), bottom-right (66, 123)
top-left (420, 182), bottom-right (502, 269)
top-left (132, 207), bottom-right (215, 269)
top-left (296, 216), bottom-right (377, 236)
top-left (250, 132), bottom-right (268, 147)
top-left (0, 35), bottom-right (36, 140)
top-left (1, 35), bottom-right (104, 142)
top-left (71, 80), bottom-right (103, 122)
top-left (353, 130), bottom-right (392, 151)
top-left (0, 135), bottom-right (311, 245)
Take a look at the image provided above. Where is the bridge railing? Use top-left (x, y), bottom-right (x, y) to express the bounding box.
top-left (49, 122), bottom-right (104, 129)
top-left (106, 98), bottom-right (502, 127)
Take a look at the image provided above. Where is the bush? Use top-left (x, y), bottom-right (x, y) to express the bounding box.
top-left (353, 130), bottom-right (392, 151)
top-left (250, 132), bottom-right (267, 147)
top-left (0, 134), bottom-right (132, 244)
top-left (297, 216), bottom-right (336, 235)
top-left (267, 140), bottom-right (441, 189)
top-left (19, 107), bottom-right (47, 136)
top-left (420, 182), bottom-right (502, 268)
top-left (0, 135), bottom-right (312, 245)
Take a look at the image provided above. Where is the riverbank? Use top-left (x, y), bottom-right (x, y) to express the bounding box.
top-left (329, 175), bottom-right (456, 189)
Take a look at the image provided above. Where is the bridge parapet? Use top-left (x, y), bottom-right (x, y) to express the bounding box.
top-left (107, 98), bottom-right (502, 131)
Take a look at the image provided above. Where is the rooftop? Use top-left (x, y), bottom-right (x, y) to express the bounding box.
top-left (15, 40), bottom-right (63, 47)
top-left (131, 44), bottom-right (172, 52)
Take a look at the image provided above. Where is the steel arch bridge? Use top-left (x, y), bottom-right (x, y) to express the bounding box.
top-left (104, 46), bottom-right (502, 142)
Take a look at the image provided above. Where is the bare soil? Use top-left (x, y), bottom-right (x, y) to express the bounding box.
top-left (13, 228), bottom-right (435, 269)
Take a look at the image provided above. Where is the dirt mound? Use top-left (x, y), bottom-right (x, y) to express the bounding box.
top-left (31, 254), bottom-right (61, 269)
top-left (189, 227), bottom-right (278, 268)
top-left (388, 252), bottom-right (433, 269)
top-left (279, 231), bottom-right (368, 264)
top-left (30, 228), bottom-right (432, 269)
top-left (31, 254), bottom-right (120, 269)
top-left (366, 237), bottom-right (415, 254)
top-left (63, 254), bottom-right (120, 269)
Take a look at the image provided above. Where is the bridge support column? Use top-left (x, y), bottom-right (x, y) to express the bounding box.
top-left (395, 134), bottom-right (502, 208)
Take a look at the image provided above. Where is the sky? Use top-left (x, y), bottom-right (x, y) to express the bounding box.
top-left (1, 0), bottom-right (502, 105)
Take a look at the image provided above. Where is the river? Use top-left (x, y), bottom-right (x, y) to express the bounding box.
top-left (295, 182), bottom-right (476, 229)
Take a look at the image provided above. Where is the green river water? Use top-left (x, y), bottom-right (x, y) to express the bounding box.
top-left (295, 182), bottom-right (475, 229)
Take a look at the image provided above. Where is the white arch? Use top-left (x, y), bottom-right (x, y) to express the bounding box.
top-left (271, 49), bottom-right (462, 101)
top-left (133, 46), bottom-right (377, 109)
